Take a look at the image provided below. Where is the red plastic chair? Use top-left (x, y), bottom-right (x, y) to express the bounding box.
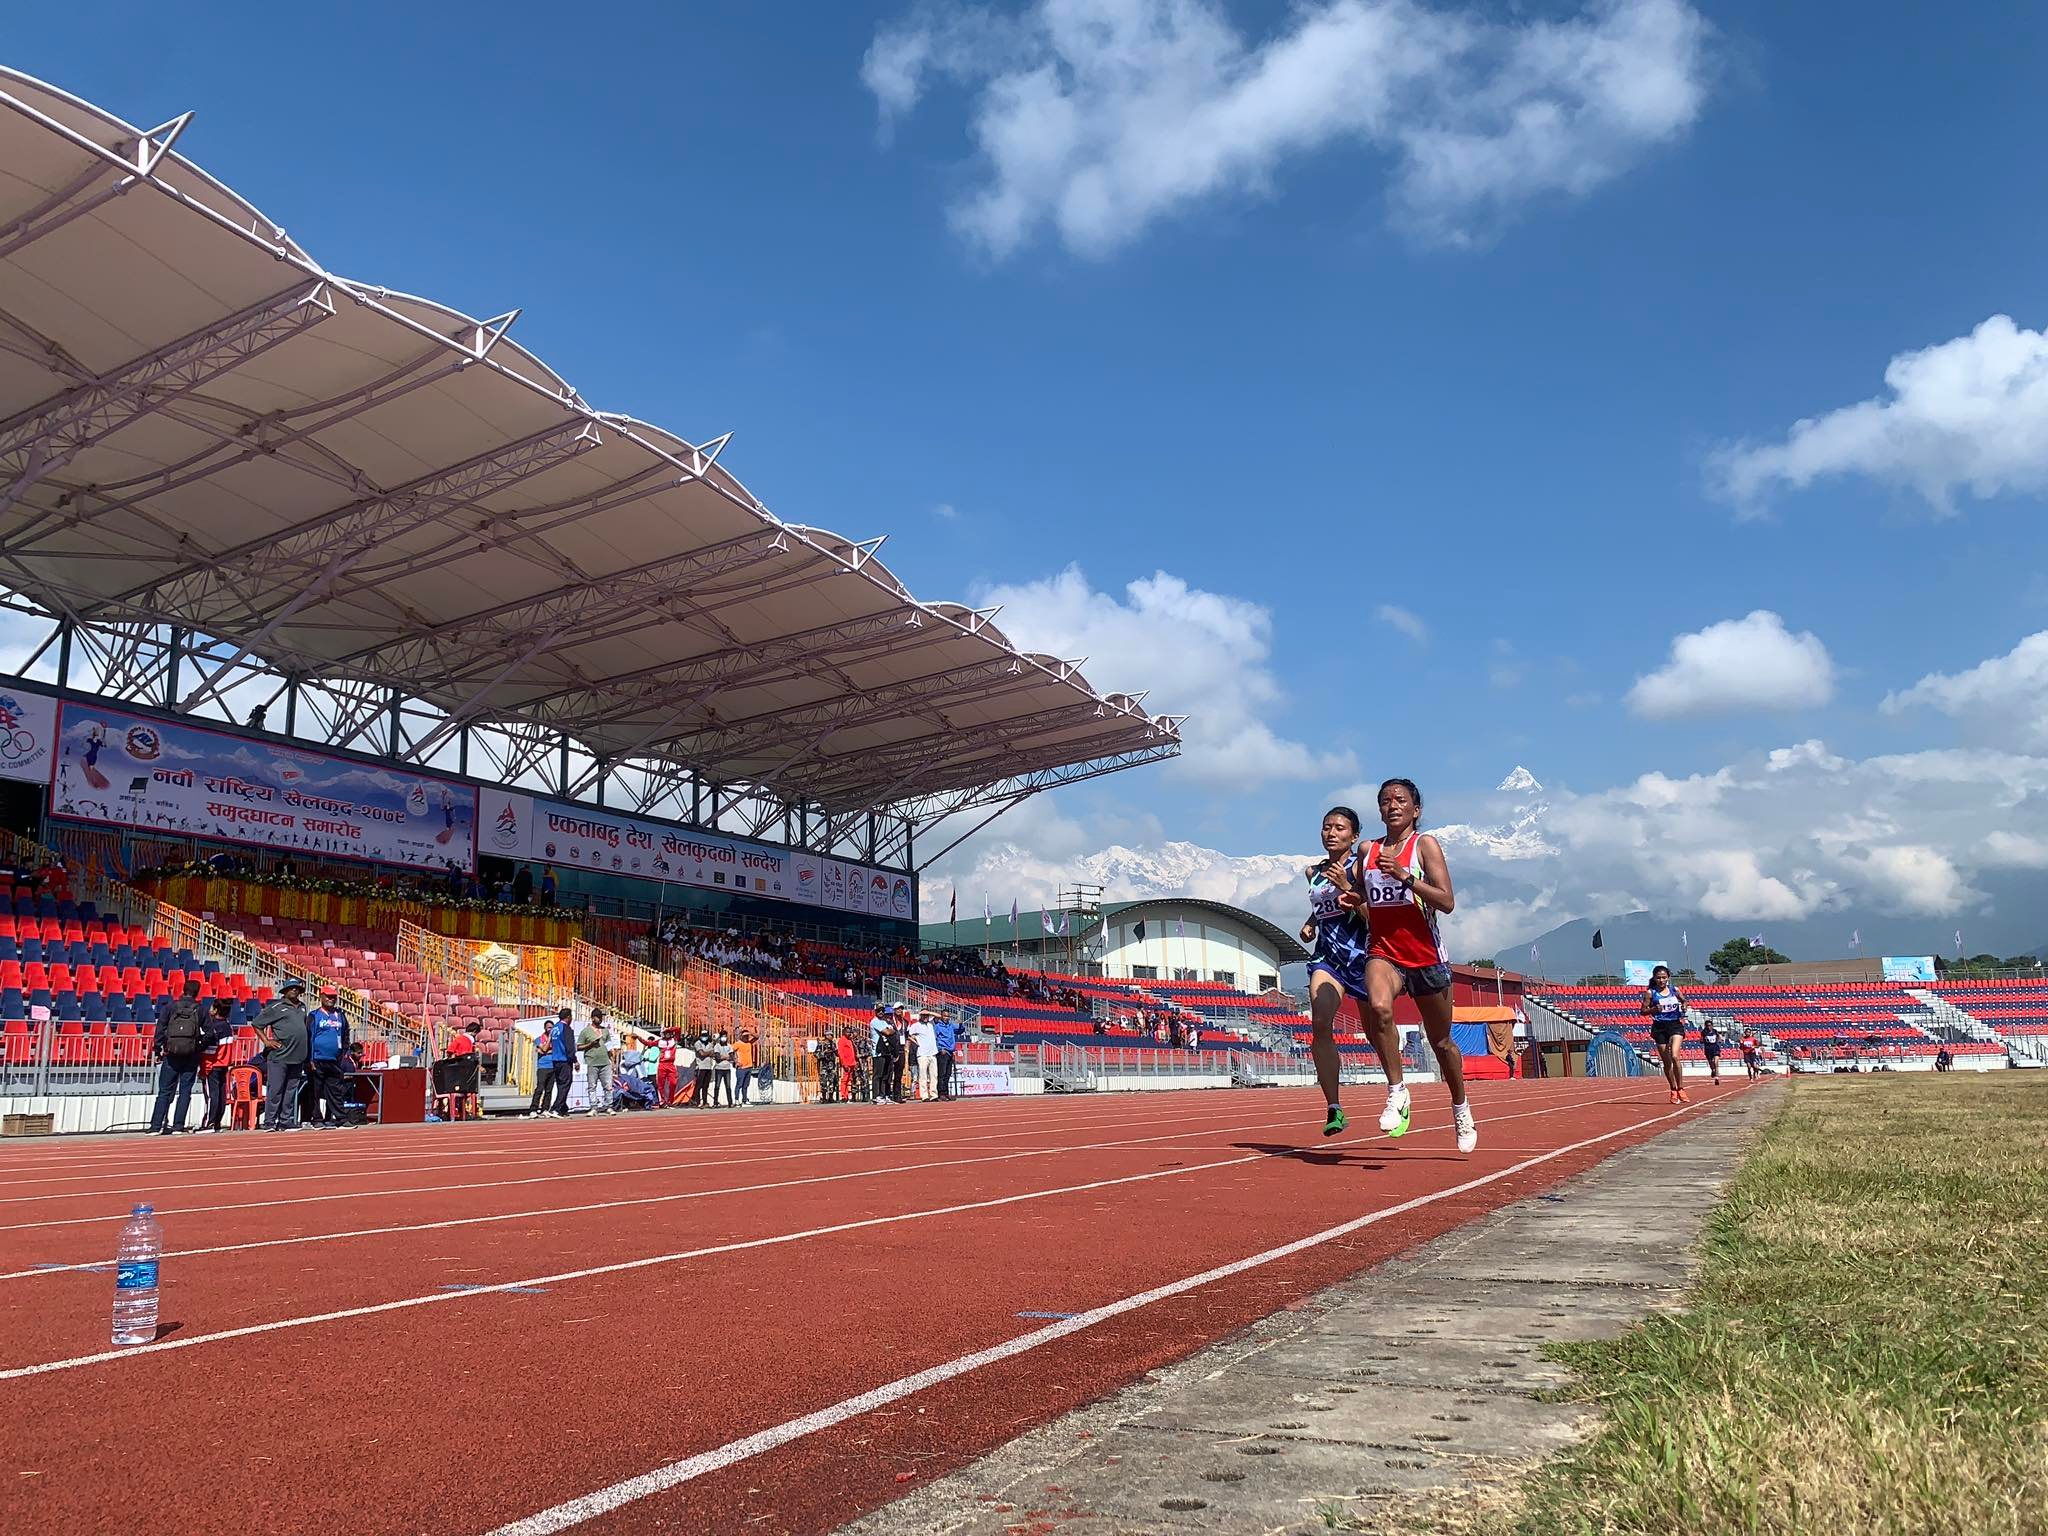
top-left (227, 1066), bottom-right (265, 1129)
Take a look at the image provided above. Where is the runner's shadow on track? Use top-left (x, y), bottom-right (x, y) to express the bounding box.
top-left (1233, 1141), bottom-right (1388, 1170)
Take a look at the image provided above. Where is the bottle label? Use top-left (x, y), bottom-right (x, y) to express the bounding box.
top-left (116, 1260), bottom-right (158, 1290)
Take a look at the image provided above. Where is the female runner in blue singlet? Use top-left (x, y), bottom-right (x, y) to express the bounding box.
top-left (1642, 963), bottom-right (1691, 1104)
top-left (1298, 806), bottom-right (1370, 1136)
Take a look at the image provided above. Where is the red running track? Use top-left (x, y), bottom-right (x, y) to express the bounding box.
top-left (0, 1077), bottom-right (1746, 1534)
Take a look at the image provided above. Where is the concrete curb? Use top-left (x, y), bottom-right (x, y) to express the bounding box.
top-left (838, 1082), bottom-right (1782, 1535)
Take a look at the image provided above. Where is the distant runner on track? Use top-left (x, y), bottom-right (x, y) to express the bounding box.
top-left (1642, 963), bottom-right (1692, 1104)
top-left (1299, 805), bottom-right (1369, 1137)
top-left (1348, 778), bottom-right (1478, 1155)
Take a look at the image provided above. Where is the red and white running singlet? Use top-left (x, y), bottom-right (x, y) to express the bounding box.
top-left (1359, 833), bottom-right (1449, 969)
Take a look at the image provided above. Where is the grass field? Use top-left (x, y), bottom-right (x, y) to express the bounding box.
top-left (1496, 1073), bottom-right (2048, 1536)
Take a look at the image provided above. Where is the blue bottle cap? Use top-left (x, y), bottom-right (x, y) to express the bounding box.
top-left (134, 1203), bottom-right (154, 1215)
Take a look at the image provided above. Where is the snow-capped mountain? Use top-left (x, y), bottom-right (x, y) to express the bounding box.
top-left (1430, 766), bottom-right (1554, 861)
top-left (959, 838), bottom-right (1310, 926)
top-left (929, 769), bottom-right (1561, 933)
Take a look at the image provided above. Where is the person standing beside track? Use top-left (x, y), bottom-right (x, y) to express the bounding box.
top-left (254, 979), bottom-right (312, 1132)
top-left (1642, 964), bottom-right (1692, 1104)
top-left (1298, 805), bottom-right (1368, 1138)
top-left (1348, 779), bottom-right (1479, 1155)
top-left (837, 1027), bottom-right (860, 1102)
top-left (306, 986), bottom-right (352, 1128)
top-left (578, 1006), bottom-right (615, 1115)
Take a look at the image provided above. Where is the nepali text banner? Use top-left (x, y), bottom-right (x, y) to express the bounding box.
top-left (51, 703), bottom-right (479, 872)
top-left (480, 788), bottom-right (913, 918)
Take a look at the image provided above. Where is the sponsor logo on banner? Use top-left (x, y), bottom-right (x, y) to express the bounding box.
top-left (1621, 960), bottom-right (1666, 987)
top-left (51, 701), bottom-right (477, 871)
top-left (0, 687), bottom-right (58, 786)
top-left (492, 799), bottom-right (521, 850)
top-left (891, 877), bottom-right (913, 917)
top-left (1881, 955), bottom-right (1938, 983)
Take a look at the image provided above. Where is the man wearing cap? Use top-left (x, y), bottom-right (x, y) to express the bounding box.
top-left (253, 979), bottom-right (313, 1132)
top-left (910, 1010), bottom-right (939, 1103)
top-left (306, 986), bottom-right (353, 1128)
top-left (871, 1011), bottom-right (902, 1105)
top-left (577, 1005), bottom-right (615, 1115)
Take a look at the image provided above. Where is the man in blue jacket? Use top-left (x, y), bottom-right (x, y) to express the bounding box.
top-left (306, 986), bottom-right (353, 1128)
top-left (933, 1012), bottom-right (959, 1101)
top-left (527, 1007), bottom-right (577, 1118)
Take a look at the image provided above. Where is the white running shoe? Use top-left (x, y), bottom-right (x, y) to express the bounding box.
top-left (1379, 1083), bottom-right (1412, 1137)
top-left (1453, 1101), bottom-right (1479, 1155)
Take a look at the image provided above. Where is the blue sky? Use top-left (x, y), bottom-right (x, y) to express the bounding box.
top-left (10, 1), bottom-right (2048, 955)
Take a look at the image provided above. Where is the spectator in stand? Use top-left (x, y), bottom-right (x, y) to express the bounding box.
top-left (692, 1027), bottom-right (716, 1107)
top-left (512, 864), bottom-right (535, 904)
top-left (307, 986), bottom-right (352, 1128)
top-left (911, 1011), bottom-right (939, 1102)
top-left (148, 977), bottom-right (209, 1136)
top-left (578, 1006), bottom-right (615, 1116)
top-left (836, 1027), bottom-right (859, 1102)
top-left (933, 1012), bottom-right (957, 1101)
top-left (254, 979), bottom-right (312, 1132)
top-left (200, 997), bottom-right (235, 1133)
top-left (656, 1028), bottom-right (682, 1106)
top-left (734, 1029), bottom-right (757, 1105)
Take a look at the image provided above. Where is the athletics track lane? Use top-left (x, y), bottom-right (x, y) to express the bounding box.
top-left (0, 1079), bottom-right (1746, 1535)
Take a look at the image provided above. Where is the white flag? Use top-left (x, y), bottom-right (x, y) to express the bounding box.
top-left (1175, 916), bottom-right (1186, 939)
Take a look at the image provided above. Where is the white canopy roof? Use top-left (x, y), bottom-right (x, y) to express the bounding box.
top-left (0, 70), bottom-right (1181, 821)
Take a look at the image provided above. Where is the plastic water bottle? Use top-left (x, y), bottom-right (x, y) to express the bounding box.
top-left (111, 1204), bottom-right (162, 1346)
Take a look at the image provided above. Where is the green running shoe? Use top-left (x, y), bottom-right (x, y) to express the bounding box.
top-left (1322, 1105), bottom-right (1347, 1137)
top-left (1379, 1083), bottom-right (1412, 1138)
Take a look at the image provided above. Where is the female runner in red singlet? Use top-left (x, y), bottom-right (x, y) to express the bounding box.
top-left (1345, 778), bottom-right (1478, 1154)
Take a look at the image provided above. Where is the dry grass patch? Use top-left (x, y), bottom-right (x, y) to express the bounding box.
top-left (1353, 1075), bottom-right (2048, 1536)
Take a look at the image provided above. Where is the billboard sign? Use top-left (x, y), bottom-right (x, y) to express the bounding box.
top-left (1881, 955), bottom-right (1938, 983)
top-left (50, 702), bottom-right (477, 871)
top-left (479, 788), bottom-right (908, 917)
top-left (0, 684), bottom-right (58, 785)
top-left (1622, 959), bottom-right (1668, 987)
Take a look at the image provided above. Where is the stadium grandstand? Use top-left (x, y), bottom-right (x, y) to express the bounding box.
top-left (0, 65), bottom-right (1191, 1129)
top-left (1525, 971), bottom-right (2043, 1075)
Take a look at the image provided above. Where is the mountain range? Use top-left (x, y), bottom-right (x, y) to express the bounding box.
top-left (940, 767), bottom-right (2047, 972)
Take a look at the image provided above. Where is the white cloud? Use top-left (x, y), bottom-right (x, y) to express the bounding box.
top-left (865, 0), bottom-right (1712, 258)
top-left (1981, 830), bottom-right (2048, 869)
top-left (1626, 611), bottom-right (1835, 719)
top-left (933, 501), bottom-right (960, 520)
top-left (1709, 314), bottom-right (2048, 513)
top-left (973, 563), bottom-right (1355, 790)
top-left (923, 736), bottom-right (2048, 961)
top-left (1375, 603), bottom-right (1427, 643)
top-left (1883, 631), bottom-right (2048, 750)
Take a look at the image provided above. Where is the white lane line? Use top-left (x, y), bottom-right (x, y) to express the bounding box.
top-left (483, 1100), bottom-right (1691, 1535)
top-left (0, 1098), bottom-right (1306, 1232)
top-left (0, 1090), bottom-right (1666, 1361)
top-left (0, 1092), bottom-right (1243, 1175)
top-left (0, 1108), bottom-right (1326, 1280)
top-left (0, 1094), bottom-right (1265, 1201)
top-left (0, 1086), bottom-right (1650, 1272)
